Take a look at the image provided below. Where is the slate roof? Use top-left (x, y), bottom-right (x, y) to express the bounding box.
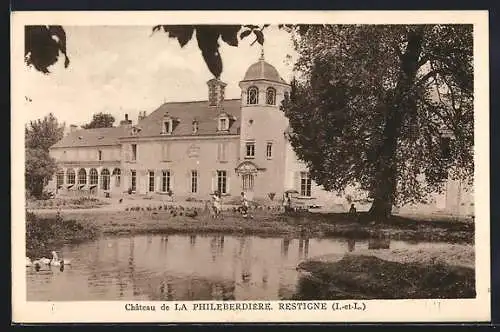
top-left (242, 59), bottom-right (286, 84)
top-left (50, 126), bottom-right (130, 148)
top-left (133, 99), bottom-right (241, 137)
top-left (50, 99), bottom-right (242, 148)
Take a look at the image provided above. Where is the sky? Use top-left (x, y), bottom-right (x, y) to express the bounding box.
top-left (23, 25), bottom-right (297, 128)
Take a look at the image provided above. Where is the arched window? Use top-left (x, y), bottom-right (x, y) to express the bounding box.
top-left (56, 169), bottom-right (64, 188)
top-left (266, 87), bottom-right (276, 105)
top-left (247, 87), bottom-right (259, 105)
top-left (101, 168), bottom-right (110, 190)
top-left (89, 168), bottom-right (98, 186)
top-left (66, 169), bottom-right (76, 185)
top-left (78, 168), bottom-right (87, 185)
top-left (112, 168), bottom-right (121, 187)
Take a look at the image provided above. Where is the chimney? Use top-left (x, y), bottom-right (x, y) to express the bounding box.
top-left (207, 78), bottom-right (227, 108)
top-left (119, 113), bottom-right (133, 127)
top-left (138, 111), bottom-right (147, 123)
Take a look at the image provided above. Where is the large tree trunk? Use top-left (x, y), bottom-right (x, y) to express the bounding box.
top-left (369, 27), bottom-right (425, 220)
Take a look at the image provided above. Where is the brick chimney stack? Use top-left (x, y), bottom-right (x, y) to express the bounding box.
top-left (138, 111), bottom-right (147, 123)
top-left (119, 114), bottom-right (133, 127)
top-left (207, 78), bottom-right (227, 108)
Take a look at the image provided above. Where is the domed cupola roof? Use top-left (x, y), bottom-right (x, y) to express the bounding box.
top-left (242, 49), bottom-right (286, 84)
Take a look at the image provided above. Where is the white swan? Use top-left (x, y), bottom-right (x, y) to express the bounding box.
top-left (32, 257), bottom-right (51, 265)
top-left (50, 251), bottom-right (71, 266)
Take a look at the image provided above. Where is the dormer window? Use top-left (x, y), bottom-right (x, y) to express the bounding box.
top-left (266, 87), bottom-right (276, 105)
top-left (192, 120), bottom-right (199, 134)
top-left (247, 87), bottom-right (259, 105)
top-left (161, 112), bottom-right (175, 135)
top-left (217, 113), bottom-right (230, 132)
top-left (219, 118), bottom-right (228, 131)
top-left (130, 126), bottom-right (141, 136)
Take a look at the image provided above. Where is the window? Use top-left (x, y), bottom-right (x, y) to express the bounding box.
top-left (78, 168), bottom-right (87, 185)
top-left (247, 87), bottom-right (259, 105)
top-left (191, 170), bottom-right (198, 193)
top-left (113, 168), bottom-right (121, 187)
top-left (56, 170), bottom-right (64, 187)
top-left (162, 170), bottom-right (171, 193)
top-left (148, 171), bottom-right (155, 192)
top-left (66, 169), bottom-right (75, 185)
top-left (217, 170), bottom-right (227, 194)
top-left (219, 118), bottom-right (228, 131)
top-left (192, 121), bottom-right (198, 134)
top-left (300, 172), bottom-right (312, 197)
top-left (98, 150), bottom-right (102, 161)
top-left (163, 121), bottom-right (171, 134)
top-left (217, 143), bottom-right (227, 162)
top-left (266, 87), bottom-right (276, 105)
top-left (89, 168), bottom-right (99, 186)
top-left (131, 144), bottom-right (137, 161)
top-left (242, 174), bottom-right (254, 191)
top-left (266, 142), bottom-right (273, 159)
top-left (131, 170), bottom-right (137, 192)
top-left (245, 142), bottom-right (255, 158)
top-left (101, 168), bottom-right (110, 190)
top-left (162, 143), bottom-right (170, 161)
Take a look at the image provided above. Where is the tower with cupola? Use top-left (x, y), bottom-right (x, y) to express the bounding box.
top-left (236, 50), bottom-right (291, 200)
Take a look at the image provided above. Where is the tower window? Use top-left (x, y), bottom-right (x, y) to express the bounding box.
top-left (247, 87), bottom-right (259, 105)
top-left (192, 121), bottom-right (198, 134)
top-left (245, 141), bottom-right (255, 158)
top-left (266, 142), bottom-right (273, 159)
top-left (98, 150), bottom-right (102, 161)
top-left (266, 87), bottom-right (276, 105)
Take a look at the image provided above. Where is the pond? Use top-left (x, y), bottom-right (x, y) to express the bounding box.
top-left (26, 234), bottom-right (458, 301)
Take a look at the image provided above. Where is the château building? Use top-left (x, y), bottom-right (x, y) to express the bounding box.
top-left (47, 53), bottom-right (473, 216)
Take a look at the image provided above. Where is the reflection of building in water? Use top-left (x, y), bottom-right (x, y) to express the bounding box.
top-left (189, 235), bottom-right (196, 247)
top-left (128, 237), bottom-right (139, 296)
top-left (304, 238), bottom-right (309, 258)
top-left (347, 239), bottom-right (356, 252)
top-left (281, 238), bottom-right (290, 258)
top-left (298, 239), bottom-right (304, 259)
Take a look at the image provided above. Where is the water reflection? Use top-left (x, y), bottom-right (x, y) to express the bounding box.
top-left (347, 239), bottom-right (356, 252)
top-left (26, 234), bottom-right (458, 301)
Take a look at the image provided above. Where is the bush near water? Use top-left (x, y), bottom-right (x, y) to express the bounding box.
top-left (26, 210), bottom-right (98, 258)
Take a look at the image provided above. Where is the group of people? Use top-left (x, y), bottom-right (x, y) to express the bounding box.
top-left (209, 191), bottom-right (252, 219)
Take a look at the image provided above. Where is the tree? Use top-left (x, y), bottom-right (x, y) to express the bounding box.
top-left (25, 148), bottom-right (58, 198)
top-left (282, 25), bottom-right (473, 219)
top-left (25, 24), bottom-right (300, 77)
top-left (25, 113), bottom-right (65, 198)
top-left (25, 113), bottom-right (65, 151)
top-left (82, 112), bottom-right (116, 129)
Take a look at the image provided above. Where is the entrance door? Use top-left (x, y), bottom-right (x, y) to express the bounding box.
top-left (242, 173), bottom-right (255, 201)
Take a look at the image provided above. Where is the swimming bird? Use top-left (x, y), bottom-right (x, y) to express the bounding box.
top-left (50, 251), bottom-right (71, 266)
top-left (32, 257), bottom-right (51, 265)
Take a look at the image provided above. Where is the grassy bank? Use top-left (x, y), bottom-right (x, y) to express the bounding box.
top-left (26, 197), bottom-right (110, 210)
top-left (294, 255), bottom-right (475, 299)
top-left (31, 207), bottom-right (474, 244)
top-left (26, 211), bottom-right (99, 259)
